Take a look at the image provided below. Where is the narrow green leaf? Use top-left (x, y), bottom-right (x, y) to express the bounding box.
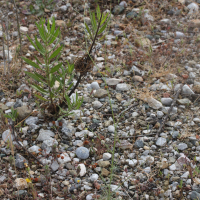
top-left (27, 35), bottom-right (38, 51)
top-left (34, 56), bottom-right (42, 66)
top-left (31, 84), bottom-right (48, 95)
top-left (34, 93), bottom-right (48, 101)
top-left (96, 5), bottom-right (101, 21)
top-left (47, 19), bottom-right (50, 32)
top-left (35, 36), bottom-right (45, 54)
top-left (22, 57), bottom-right (41, 69)
top-left (34, 72), bottom-right (46, 82)
top-left (49, 46), bottom-right (62, 60)
top-left (50, 63), bottom-right (62, 73)
top-left (50, 18), bottom-right (56, 35)
top-left (92, 12), bottom-right (97, 32)
top-left (50, 75), bottom-right (56, 87)
top-left (36, 19), bottom-right (46, 42)
top-left (100, 13), bottom-right (109, 26)
top-left (25, 71), bottom-right (42, 82)
top-left (98, 22), bottom-right (108, 35)
top-left (48, 28), bottom-right (60, 45)
top-left (85, 23), bottom-right (93, 40)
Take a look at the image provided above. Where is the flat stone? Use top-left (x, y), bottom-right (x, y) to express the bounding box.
top-left (101, 168), bottom-right (110, 176)
top-left (37, 129), bottom-right (55, 141)
top-left (133, 75), bottom-right (143, 82)
top-left (106, 78), bottom-right (122, 86)
top-left (98, 161), bottom-right (110, 168)
top-left (55, 20), bottom-right (65, 26)
top-left (25, 116), bottom-right (38, 125)
top-left (177, 143), bottom-right (188, 150)
top-left (93, 89), bottom-right (107, 98)
top-left (0, 103), bottom-right (8, 111)
top-left (147, 97), bottom-right (162, 109)
top-left (156, 137), bottom-right (167, 146)
top-left (116, 83), bottom-right (131, 91)
top-left (177, 98), bottom-right (191, 105)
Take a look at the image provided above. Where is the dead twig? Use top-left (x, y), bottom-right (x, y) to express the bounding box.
top-left (117, 102), bottom-right (138, 118)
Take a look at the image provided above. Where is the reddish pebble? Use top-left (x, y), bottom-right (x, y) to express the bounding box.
top-left (163, 93), bottom-right (170, 98)
top-left (182, 74), bottom-right (188, 79)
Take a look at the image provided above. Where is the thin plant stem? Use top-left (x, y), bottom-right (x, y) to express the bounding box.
top-left (1, 17), bottom-right (7, 75)
top-left (13, 0), bottom-right (23, 70)
top-left (5, 16), bottom-right (10, 76)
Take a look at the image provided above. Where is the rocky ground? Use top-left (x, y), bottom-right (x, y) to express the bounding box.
top-left (2, 0), bottom-right (200, 199)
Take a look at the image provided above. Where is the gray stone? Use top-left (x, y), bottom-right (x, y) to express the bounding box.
top-left (103, 153), bottom-right (112, 160)
top-left (175, 31), bottom-right (185, 39)
top-left (187, 3), bottom-right (199, 14)
top-left (177, 143), bottom-right (188, 150)
top-left (161, 98), bottom-right (173, 106)
top-left (14, 99), bottom-right (23, 108)
top-left (108, 125), bottom-right (115, 133)
top-left (112, 5), bottom-right (125, 15)
top-left (177, 98), bottom-right (191, 105)
top-left (41, 139), bottom-right (58, 153)
top-left (90, 174), bottom-right (98, 182)
top-left (37, 129), bottom-right (55, 141)
top-left (135, 140), bottom-right (144, 148)
top-left (147, 97), bottom-right (162, 109)
top-left (56, 169), bottom-right (68, 180)
top-left (51, 160), bottom-right (59, 172)
top-left (116, 83), bottom-right (131, 91)
top-left (106, 78), bottom-right (122, 86)
top-left (91, 82), bottom-right (100, 90)
top-left (157, 111), bottom-right (164, 118)
top-left (76, 147), bottom-right (89, 160)
top-left (61, 122), bottom-right (76, 138)
top-left (92, 101), bottom-right (103, 109)
top-left (2, 129), bottom-right (14, 142)
top-left (28, 145), bottom-right (40, 153)
top-left (15, 154), bottom-right (28, 169)
top-left (70, 110), bottom-right (83, 119)
top-left (93, 89), bottom-right (107, 98)
top-left (190, 191), bottom-right (200, 200)
top-left (126, 11), bottom-right (138, 19)
top-left (25, 116), bottom-right (38, 125)
top-left (182, 84), bottom-right (194, 95)
top-left (6, 102), bottom-right (15, 107)
top-left (156, 137), bottom-right (167, 146)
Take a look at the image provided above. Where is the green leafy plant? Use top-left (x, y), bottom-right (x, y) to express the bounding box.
top-left (4, 107), bottom-right (18, 122)
top-left (22, 18), bottom-right (82, 116)
top-left (85, 5), bottom-right (110, 43)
